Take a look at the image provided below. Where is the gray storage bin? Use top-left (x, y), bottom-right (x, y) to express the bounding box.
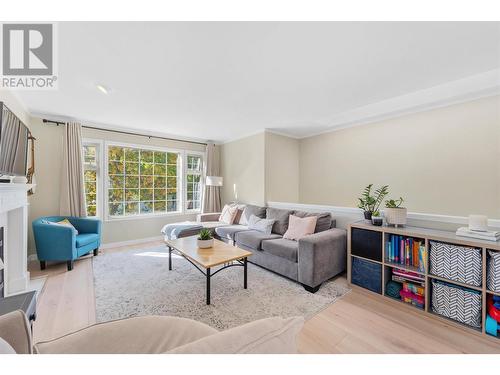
top-left (487, 250), bottom-right (500, 292)
top-left (431, 280), bottom-right (482, 329)
top-left (429, 241), bottom-right (482, 287)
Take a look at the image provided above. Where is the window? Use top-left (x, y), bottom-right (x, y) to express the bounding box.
top-left (83, 144), bottom-right (99, 217)
top-left (106, 145), bottom-right (182, 217)
top-left (186, 154), bottom-right (203, 211)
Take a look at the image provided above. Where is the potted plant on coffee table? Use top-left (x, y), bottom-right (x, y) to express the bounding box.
top-left (385, 197), bottom-right (407, 227)
top-left (197, 229), bottom-right (214, 248)
top-left (357, 184), bottom-right (389, 221)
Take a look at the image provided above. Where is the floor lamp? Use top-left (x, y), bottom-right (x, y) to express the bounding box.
top-left (205, 176), bottom-right (223, 210)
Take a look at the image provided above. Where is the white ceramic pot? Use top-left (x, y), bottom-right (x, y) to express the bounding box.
top-left (385, 207), bottom-right (407, 226)
top-left (197, 238), bottom-right (214, 248)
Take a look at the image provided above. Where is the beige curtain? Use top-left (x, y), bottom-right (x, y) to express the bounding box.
top-left (60, 122), bottom-right (86, 217)
top-left (202, 142), bottom-right (222, 213)
top-left (0, 107), bottom-right (22, 173)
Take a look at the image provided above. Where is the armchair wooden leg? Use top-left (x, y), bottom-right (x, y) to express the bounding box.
top-left (67, 260), bottom-right (74, 271)
top-left (93, 248), bottom-right (99, 256)
top-left (40, 261), bottom-right (46, 270)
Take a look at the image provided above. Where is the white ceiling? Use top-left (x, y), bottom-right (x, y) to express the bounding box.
top-left (16, 22), bottom-right (500, 142)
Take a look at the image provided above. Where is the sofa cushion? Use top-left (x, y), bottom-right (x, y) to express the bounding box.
top-left (219, 204), bottom-right (239, 224)
top-left (235, 230), bottom-right (281, 250)
top-left (293, 211), bottom-right (332, 233)
top-left (248, 215), bottom-right (276, 235)
top-left (266, 208), bottom-right (294, 235)
top-left (167, 316), bottom-right (304, 354)
top-left (261, 238), bottom-right (299, 262)
top-left (35, 315), bottom-right (217, 354)
top-left (75, 233), bottom-right (100, 248)
top-left (0, 337), bottom-right (15, 354)
top-left (239, 204), bottom-right (267, 225)
top-left (215, 225), bottom-right (249, 241)
top-left (283, 215), bottom-right (317, 241)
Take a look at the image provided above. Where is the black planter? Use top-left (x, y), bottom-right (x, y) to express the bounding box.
top-left (363, 211), bottom-right (372, 220)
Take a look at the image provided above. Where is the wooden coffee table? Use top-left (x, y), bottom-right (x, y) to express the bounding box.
top-left (165, 236), bottom-right (252, 305)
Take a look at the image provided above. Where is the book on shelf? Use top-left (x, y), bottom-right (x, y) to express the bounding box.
top-left (456, 227), bottom-right (500, 242)
top-left (387, 235), bottom-right (426, 272)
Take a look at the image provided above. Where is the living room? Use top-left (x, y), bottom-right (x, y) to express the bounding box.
top-left (1, 1), bottom-right (500, 372)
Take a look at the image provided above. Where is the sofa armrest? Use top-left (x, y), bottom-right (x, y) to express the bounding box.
top-left (32, 222), bottom-right (77, 260)
top-left (69, 217), bottom-right (102, 235)
top-left (297, 228), bottom-right (347, 288)
top-left (197, 213), bottom-right (221, 222)
top-left (0, 310), bottom-right (32, 354)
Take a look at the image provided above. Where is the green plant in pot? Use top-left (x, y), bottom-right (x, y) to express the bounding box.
top-left (385, 197), bottom-right (407, 227)
top-left (197, 228), bottom-right (214, 248)
top-left (357, 184), bottom-right (389, 221)
top-left (371, 210), bottom-right (383, 226)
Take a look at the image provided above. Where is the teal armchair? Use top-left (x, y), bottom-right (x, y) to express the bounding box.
top-left (32, 216), bottom-right (102, 271)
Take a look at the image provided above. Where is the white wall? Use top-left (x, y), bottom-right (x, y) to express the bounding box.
top-left (220, 132), bottom-right (266, 206)
top-left (265, 132), bottom-right (300, 203)
top-left (299, 95), bottom-right (500, 218)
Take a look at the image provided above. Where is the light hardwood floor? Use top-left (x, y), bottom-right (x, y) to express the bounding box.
top-left (29, 240), bottom-right (500, 353)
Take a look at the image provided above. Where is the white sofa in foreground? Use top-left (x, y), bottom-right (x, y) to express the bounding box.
top-left (0, 310), bottom-right (303, 354)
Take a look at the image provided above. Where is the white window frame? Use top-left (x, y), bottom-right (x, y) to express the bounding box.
top-left (103, 140), bottom-right (204, 222)
top-left (184, 151), bottom-right (205, 212)
top-left (82, 139), bottom-right (104, 218)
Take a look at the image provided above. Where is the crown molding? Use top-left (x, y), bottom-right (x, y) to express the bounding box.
top-left (303, 69), bottom-right (500, 139)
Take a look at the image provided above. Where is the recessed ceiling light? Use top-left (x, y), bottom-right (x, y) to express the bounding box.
top-left (96, 84), bottom-right (109, 94)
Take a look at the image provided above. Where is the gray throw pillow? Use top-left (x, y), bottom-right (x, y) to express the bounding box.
top-left (248, 215), bottom-right (276, 235)
top-left (293, 211), bottom-right (332, 233)
top-left (239, 204), bottom-right (267, 225)
top-left (266, 208), bottom-right (294, 235)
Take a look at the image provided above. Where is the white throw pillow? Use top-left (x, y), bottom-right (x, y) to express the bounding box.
top-left (248, 215), bottom-right (275, 235)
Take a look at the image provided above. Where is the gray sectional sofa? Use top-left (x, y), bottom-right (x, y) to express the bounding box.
top-left (197, 205), bottom-right (346, 293)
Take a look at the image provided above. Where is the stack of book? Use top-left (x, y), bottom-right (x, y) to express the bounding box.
top-left (456, 227), bottom-right (500, 242)
top-left (391, 268), bottom-right (425, 309)
top-left (386, 234), bottom-right (426, 272)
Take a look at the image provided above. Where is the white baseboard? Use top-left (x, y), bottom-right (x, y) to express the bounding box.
top-left (267, 201), bottom-right (500, 228)
top-left (28, 236), bottom-right (165, 261)
top-left (100, 235), bottom-right (164, 250)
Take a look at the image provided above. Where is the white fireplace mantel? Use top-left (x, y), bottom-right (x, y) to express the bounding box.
top-left (0, 183), bottom-right (34, 297)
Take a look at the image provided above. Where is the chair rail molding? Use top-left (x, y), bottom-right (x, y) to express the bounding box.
top-left (267, 201), bottom-right (500, 229)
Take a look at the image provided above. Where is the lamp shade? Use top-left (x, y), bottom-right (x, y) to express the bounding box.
top-left (206, 176), bottom-right (223, 187)
top-left (0, 257), bottom-right (4, 271)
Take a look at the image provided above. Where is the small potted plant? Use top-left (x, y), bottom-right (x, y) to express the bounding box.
top-left (385, 197), bottom-right (407, 227)
top-left (357, 184), bottom-right (389, 221)
top-left (197, 229), bottom-right (214, 248)
top-left (371, 211), bottom-right (383, 226)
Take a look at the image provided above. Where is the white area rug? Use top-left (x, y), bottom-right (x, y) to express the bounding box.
top-left (93, 246), bottom-right (350, 329)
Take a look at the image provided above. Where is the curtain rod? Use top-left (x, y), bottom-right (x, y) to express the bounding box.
top-left (42, 119), bottom-right (208, 146)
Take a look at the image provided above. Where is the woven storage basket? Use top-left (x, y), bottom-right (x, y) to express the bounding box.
top-left (487, 250), bottom-right (500, 292)
top-left (430, 241), bottom-right (482, 287)
top-left (432, 280), bottom-right (482, 329)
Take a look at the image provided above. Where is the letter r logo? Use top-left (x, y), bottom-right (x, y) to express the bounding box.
top-left (2, 24), bottom-right (53, 76)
